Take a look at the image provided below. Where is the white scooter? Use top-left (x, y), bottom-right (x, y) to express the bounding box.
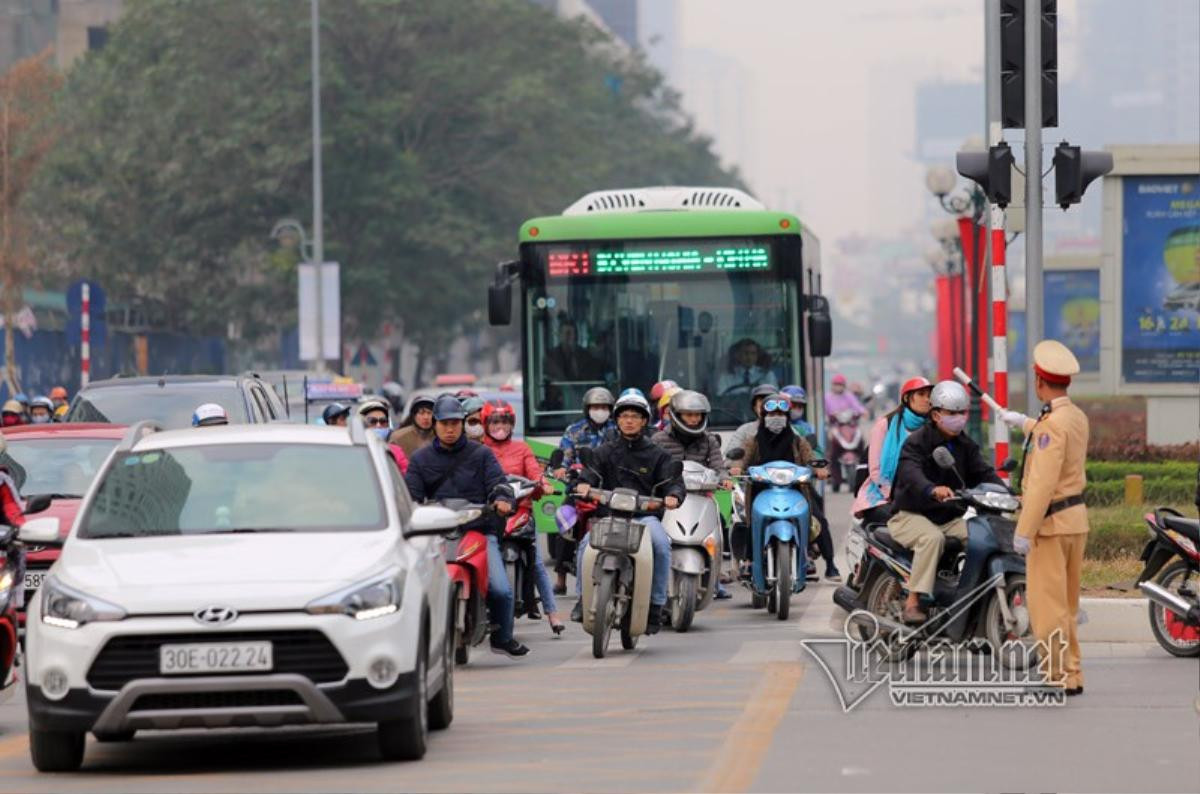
top-left (661, 461), bottom-right (724, 632)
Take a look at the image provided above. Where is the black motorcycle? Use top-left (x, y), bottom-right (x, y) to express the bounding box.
top-left (1135, 507), bottom-right (1200, 657)
top-left (834, 448), bottom-right (1033, 666)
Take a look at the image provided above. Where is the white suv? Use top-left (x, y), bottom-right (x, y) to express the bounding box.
top-left (21, 420), bottom-right (474, 772)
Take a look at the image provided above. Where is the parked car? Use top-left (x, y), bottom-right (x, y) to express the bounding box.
top-left (21, 421), bottom-right (466, 771)
top-left (0, 423), bottom-right (127, 627)
top-left (65, 374), bottom-right (286, 429)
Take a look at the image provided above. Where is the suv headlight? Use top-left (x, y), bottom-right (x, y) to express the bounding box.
top-left (41, 577), bottom-right (126, 629)
top-left (307, 568), bottom-right (406, 620)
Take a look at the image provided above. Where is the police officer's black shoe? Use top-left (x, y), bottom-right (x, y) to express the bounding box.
top-left (570, 601), bottom-right (583, 623)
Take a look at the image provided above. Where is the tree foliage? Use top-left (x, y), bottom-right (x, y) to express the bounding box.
top-left (32, 0), bottom-right (739, 357)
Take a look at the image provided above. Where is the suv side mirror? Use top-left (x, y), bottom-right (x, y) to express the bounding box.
top-left (408, 505), bottom-right (482, 538)
top-left (19, 516), bottom-right (61, 544)
top-left (24, 494), bottom-right (53, 515)
top-left (807, 295), bottom-right (832, 358)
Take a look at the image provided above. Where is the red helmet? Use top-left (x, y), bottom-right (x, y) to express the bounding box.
top-left (649, 380), bottom-right (678, 403)
top-left (831, 374), bottom-right (847, 386)
top-left (900, 376), bottom-right (933, 399)
top-left (480, 398), bottom-right (515, 426)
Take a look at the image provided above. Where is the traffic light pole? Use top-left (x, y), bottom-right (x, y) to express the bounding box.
top-left (1023, 0), bottom-right (1043, 413)
top-left (985, 0), bottom-right (1009, 475)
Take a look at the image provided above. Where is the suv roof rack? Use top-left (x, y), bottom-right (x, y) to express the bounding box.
top-left (117, 420), bottom-right (164, 452)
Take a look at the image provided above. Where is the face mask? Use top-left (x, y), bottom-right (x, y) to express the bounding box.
top-left (936, 413), bottom-right (968, 435)
top-left (31, 415), bottom-right (51, 424)
top-left (789, 408), bottom-right (805, 423)
top-left (764, 415), bottom-right (788, 434)
top-left (488, 426), bottom-right (512, 441)
top-left (372, 428), bottom-right (391, 441)
top-left (588, 408), bottom-right (611, 425)
top-left (465, 423), bottom-right (484, 439)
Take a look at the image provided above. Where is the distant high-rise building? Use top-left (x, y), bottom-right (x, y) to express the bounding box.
top-left (0, 0), bottom-right (124, 72)
top-left (585, 0), bottom-right (637, 48)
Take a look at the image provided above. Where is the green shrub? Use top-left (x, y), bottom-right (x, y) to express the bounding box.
top-left (1084, 477), bottom-right (1196, 507)
top-left (1086, 460), bottom-right (1197, 483)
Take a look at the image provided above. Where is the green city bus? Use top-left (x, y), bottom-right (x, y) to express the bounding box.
top-left (488, 186), bottom-right (832, 467)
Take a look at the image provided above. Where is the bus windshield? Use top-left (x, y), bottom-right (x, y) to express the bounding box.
top-left (525, 270), bottom-right (800, 434)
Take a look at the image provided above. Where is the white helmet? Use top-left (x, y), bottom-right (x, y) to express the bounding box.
top-left (613, 390), bottom-right (651, 420)
top-left (929, 380), bottom-right (969, 412)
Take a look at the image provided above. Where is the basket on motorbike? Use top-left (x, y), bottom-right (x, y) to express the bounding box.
top-left (590, 516), bottom-right (646, 554)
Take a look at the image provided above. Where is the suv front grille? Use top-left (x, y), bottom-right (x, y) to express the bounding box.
top-left (87, 630), bottom-right (348, 691)
top-left (130, 690), bottom-right (304, 711)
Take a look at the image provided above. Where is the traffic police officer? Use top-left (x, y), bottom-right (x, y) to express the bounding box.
top-left (1000, 340), bottom-right (1089, 695)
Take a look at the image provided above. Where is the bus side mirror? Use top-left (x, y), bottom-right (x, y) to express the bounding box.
top-left (807, 295), bottom-right (832, 358)
top-left (488, 282), bottom-right (512, 326)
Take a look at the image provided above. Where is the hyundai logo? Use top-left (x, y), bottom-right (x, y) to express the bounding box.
top-left (193, 605), bottom-right (238, 625)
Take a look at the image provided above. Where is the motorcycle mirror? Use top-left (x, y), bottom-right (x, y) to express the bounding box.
top-left (23, 494), bottom-right (52, 515)
top-left (932, 447), bottom-right (956, 469)
top-left (549, 448), bottom-right (564, 469)
top-left (1000, 458), bottom-right (1018, 473)
top-left (726, 447), bottom-right (746, 461)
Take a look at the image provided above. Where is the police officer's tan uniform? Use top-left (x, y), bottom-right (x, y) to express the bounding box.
top-left (1015, 340), bottom-right (1089, 691)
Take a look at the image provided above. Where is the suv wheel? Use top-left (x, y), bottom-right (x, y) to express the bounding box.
top-left (428, 613), bottom-right (454, 730)
top-left (377, 628), bottom-right (429, 761)
top-left (30, 729), bottom-right (85, 772)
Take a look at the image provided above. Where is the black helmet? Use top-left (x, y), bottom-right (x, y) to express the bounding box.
top-left (750, 383), bottom-right (777, 406)
top-left (668, 390), bottom-right (711, 438)
top-left (433, 394), bottom-right (467, 421)
top-left (322, 402), bottom-right (351, 425)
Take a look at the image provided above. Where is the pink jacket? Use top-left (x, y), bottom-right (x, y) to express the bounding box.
top-left (387, 444), bottom-right (409, 474)
top-left (850, 416), bottom-right (890, 517)
top-left (482, 436), bottom-right (543, 481)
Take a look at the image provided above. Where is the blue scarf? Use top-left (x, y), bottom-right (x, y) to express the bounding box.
top-left (867, 408), bottom-right (927, 505)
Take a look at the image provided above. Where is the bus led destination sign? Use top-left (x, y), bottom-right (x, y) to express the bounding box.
top-left (545, 240), bottom-right (771, 278)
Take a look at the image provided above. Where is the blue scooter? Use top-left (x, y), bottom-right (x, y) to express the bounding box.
top-left (729, 450), bottom-right (823, 621)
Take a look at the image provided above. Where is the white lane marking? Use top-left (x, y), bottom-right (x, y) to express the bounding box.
top-left (796, 583), bottom-right (842, 638)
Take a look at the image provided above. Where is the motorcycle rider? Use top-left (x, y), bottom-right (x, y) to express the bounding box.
top-left (389, 394), bottom-right (436, 456)
top-left (49, 386), bottom-right (69, 413)
top-left (888, 380), bottom-right (1003, 624)
top-left (0, 435), bottom-right (27, 606)
top-left (722, 384), bottom-right (778, 466)
top-left (1, 400), bottom-right (24, 427)
top-left (191, 403), bottom-right (229, 427)
top-left (779, 385), bottom-right (840, 582)
top-left (552, 387), bottom-right (617, 594)
top-left (358, 398), bottom-right (409, 474)
top-left (732, 394), bottom-right (828, 576)
top-left (481, 399), bottom-right (564, 634)
top-left (851, 377), bottom-right (933, 525)
top-left (405, 395), bottom-right (528, 658)
top-left (28, 396), bottom-right (54, 425)
top-left (650, 389), bottom-right (733, 599)
top-left (461, 395), bottom-right (487, 442)
top-left (824, 374), bottom-right (866, 420)
top-left (649, 380), bottom-right (678, 407)
top-left (571, 390), bottom-right (685, 633)
top-left (322, 402), bottom-right (351, 427)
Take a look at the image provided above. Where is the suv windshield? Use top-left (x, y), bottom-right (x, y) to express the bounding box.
top-left (79, 444), bottom-right (386, 538)
top-left (525, 272), bottom-right (798, 433)
top-left (67, 384), bottom-right (249, 429)
top-left (3, 438), bottom-right (119, 498)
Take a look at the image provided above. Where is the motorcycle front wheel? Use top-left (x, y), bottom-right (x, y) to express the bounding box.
top-left (983, 573), bottom-right (1037, 670)
top-left (775, 543), bottom-right (793, 621)
top-left (672, 573), bottom-right (698, 632)
top-left (1148, 560), bottom-right (1200, 658)
top-left (592, 570), bottom-right (618, 659)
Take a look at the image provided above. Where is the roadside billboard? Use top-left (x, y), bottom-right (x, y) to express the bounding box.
top-left (1121, 176), bottom-right (1200, 384)
top-left (1044, 270), bottom-right (1101, 373)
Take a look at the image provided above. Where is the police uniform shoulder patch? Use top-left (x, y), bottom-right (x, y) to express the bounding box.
top-left (1037, 432), bottom-right (1051, 449)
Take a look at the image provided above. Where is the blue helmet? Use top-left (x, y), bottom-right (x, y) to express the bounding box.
top-left (321, 402), bottom-right (351, 425)
top-left (13, 392), bottom-right (28, 407)
top-left (433, 394), bottom-right (466, 421)
top-left (780, 385), bottom-right (807, 404)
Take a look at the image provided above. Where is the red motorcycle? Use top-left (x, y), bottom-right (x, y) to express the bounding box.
top-left (828, 410), bottom-right (865, 492)
top-left (445, 518), bottom-right (490, 666)
top-left (1, 525), bottom-right (20, 703)
top-left (500, 475), bottom-right (551, 624)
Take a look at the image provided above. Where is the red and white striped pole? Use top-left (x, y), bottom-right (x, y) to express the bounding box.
top-left (990, 205), bottom-right (1009, 476)
top-left (80, 282), bottom-right (91, 387)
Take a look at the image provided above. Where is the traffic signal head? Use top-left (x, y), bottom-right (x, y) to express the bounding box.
top-left (956, 143), bottom-right (1015, 208)
top-left (1052, 143), bottom-right (1113, 209)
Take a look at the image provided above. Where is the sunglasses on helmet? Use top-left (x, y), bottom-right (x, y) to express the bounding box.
top-left (763, 398), bottom-right (792, 413)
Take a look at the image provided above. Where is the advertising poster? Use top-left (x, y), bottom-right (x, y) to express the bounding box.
top-left (1044, 270), bottom-right (1101, 372)
top-left (1008, 310), bottom-right (1026, 374)
top-left (1121, 176), bottom-right (1200, 383)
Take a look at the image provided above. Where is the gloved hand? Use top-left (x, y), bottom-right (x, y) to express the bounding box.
top-left (1013, 534), bottom-right (1032, 556)
top-left (999, 409), bottom-right (1030, 428)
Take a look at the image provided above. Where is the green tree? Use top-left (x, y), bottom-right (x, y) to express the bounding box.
top-left (32, 0), bottom-right (738, 373)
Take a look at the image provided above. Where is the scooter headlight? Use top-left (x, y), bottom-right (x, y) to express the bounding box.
top-left (608, 492), bottom-right (638, 513)
top-left (767, 468), bottom-right (797, 486)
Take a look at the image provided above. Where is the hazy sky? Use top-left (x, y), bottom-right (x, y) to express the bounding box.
top-left (658, 0), bottom-right (1090, 244)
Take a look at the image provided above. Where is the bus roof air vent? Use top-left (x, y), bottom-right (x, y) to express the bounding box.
top-left (563, 186), bottom-right (763, 216)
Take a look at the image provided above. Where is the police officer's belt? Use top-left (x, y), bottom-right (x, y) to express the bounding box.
top-left (1044, 494), bottom-right (1085, 517)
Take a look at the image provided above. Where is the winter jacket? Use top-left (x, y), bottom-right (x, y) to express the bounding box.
top-left (482, 436), bottom-right (543, 481)
top-left (386, 444), bottom-right (409, 475)
top-left (390, 425), bottom-right (434, 457)
top-left (651, 429), bottom-right (727, 476)
top-left (580, 433), bottom-right (686, 518)
top-left (405, 436), bottom-right (511, 532)
top-left (723, 420), bottom-right (758, 466)
top-left (558, 417), bottom-right (616, 466)
top-left (891, 422), bottom-right (1003, 525)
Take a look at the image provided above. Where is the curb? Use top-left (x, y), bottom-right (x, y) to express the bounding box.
top-left (1078, 596), bottom-right (1154, 643)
